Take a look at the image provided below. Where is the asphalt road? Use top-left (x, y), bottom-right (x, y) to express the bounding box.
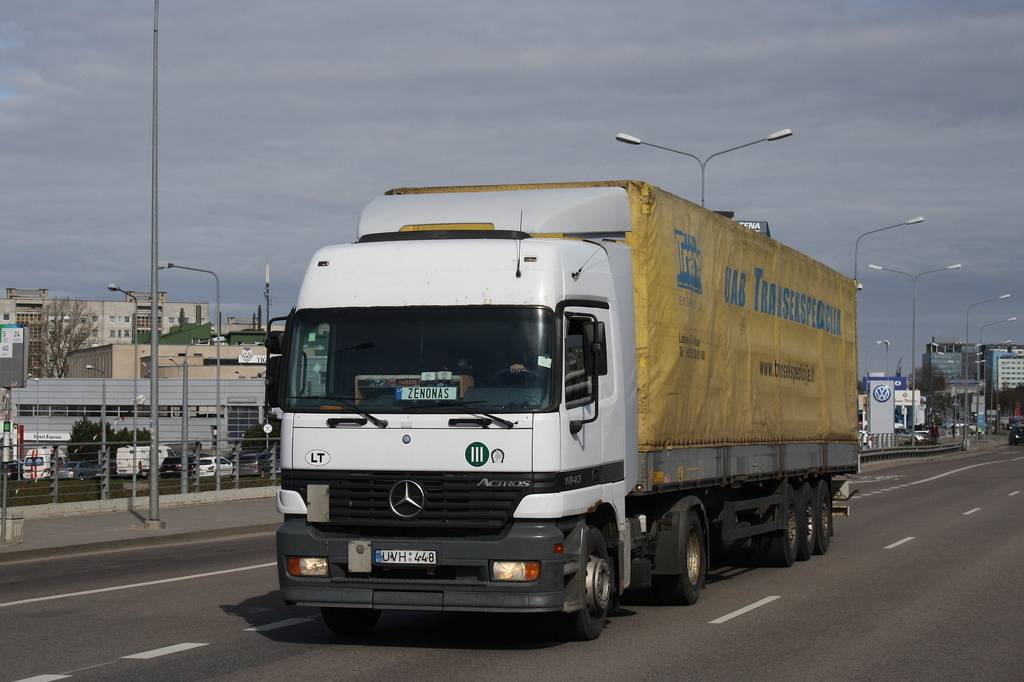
top-left (3, 445), bottom-right (1023, 682)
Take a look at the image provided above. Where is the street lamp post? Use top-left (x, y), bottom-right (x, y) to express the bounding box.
top-left (964, 295), bottom-right (1011, 446)
top-left (614, 128), bottom-right (792, 207)
top-left (867, 263), bottom-right (962, 427)
top-left (158, 262), bottom-right (221, 457)
top-left (875, 340), bottom-right (890, 376)
top-left (108, 284), bottom-right (140, 460)
top-left (852, 217), bottom-right (925, 288)
top-left (84, 365), bottom-right (109, 499)
top-left (977, 318), bottom-right (1017, 434)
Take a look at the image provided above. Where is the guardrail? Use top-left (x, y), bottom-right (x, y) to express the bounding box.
top-left (859, 441), bottom-right (964, 463)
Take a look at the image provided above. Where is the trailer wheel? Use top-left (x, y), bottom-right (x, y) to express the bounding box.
top-left (762, 485), bottom-right (798, 567)
top-left (320, 607), bottom-right (380, 636)
top-left (653, 510), bottom-right (706, 606)
top-left (813, 479), bottom-right (832, 555)
top-left (561, 526), bottom-right (611, 641)
top-left (796, 482), bottom-right (815, 562)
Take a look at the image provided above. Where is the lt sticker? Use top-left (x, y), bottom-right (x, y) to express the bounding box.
top-left (305, 450), bottom-right (330, 466)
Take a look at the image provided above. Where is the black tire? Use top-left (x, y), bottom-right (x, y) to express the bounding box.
top-left (795, 482), bottom-right (815, 562)
top-left (813, 479), bottom-right (832, 555)
top-left (762, 485), bottom-right (798, 568)
top-left (561, 526), bottom-right (612, 641)
top-left (653, 510), bottom-right (706, 606)
top-left (320, 607), bottom-right (380, 636)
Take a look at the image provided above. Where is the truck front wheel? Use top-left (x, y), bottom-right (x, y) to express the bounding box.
top-left (561, 526), bottom-right (611, 641)
top-left (320, 607), bottom-right (380, 637)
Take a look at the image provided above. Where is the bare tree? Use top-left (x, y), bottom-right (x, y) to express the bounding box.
top-left (39, 297), bottom-right (97, 377)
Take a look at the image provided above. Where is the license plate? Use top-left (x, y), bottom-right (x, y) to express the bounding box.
top-left (396, 386), bottom-right (458, 401)
top-left (374, 549), bottom-right (437, 565)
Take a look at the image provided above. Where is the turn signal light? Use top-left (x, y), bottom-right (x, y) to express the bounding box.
top-left (286, 556), bottom-right (329, 577)
top-left (491, 561), bottom-right (541, 581)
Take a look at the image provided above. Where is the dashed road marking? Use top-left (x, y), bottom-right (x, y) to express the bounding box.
top-left (244, 617), bottom-right (317, 632)
top-left (963, 508), bottom-right (981, 515)
top-left (884, 537), bottom-right (915, 549)
top-left (122, 642), bottom-right (208, 659)
top-left (709, 596), bottom-right (780, 624)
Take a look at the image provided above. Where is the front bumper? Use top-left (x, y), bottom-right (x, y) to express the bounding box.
top-left (276, 517), bottom-right (586, 613)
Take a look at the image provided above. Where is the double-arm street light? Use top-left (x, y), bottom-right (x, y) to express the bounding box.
top-left (977, 318), bottom-right (1017, 432)
top-left (158, 262), bottom-right (221, 456)
top-left (963, 295), bottom-right (1011, 445)
top-left (867, 263), bottom-right (962, 427)
top-left (875, 340), bottom-right (890, 376)
top-left (614, 128), bottom-right (793, 207)
top-left (853, 217), bottom-right (925, 288)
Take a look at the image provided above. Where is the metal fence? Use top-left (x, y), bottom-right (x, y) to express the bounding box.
top-left (2, 437), bottom-right (280, 508)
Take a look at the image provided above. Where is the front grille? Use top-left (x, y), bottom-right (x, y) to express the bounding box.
top-left (283, 470), bottom-right (557, 536)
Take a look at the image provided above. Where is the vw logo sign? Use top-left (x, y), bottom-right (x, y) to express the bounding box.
top-left (872, 385), bottom-right (892, 403)
top-left (388, 480), bottom-right (426, 519)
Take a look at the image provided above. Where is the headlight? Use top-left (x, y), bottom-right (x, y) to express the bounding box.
top-left (491, 561), bottom-right (541, 582)
top-left (286, 556), bottom-right (329, 577)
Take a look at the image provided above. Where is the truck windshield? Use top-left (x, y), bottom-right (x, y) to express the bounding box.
top-left (285, 306), bottom-right (555, 413)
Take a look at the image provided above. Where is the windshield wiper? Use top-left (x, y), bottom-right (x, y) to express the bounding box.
top-left (406, 400), bottom-right (516, 428)
top-left (320, 395), bottom-right (389, 428)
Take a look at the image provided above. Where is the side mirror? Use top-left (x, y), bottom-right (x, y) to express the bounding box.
top-left (265, 330), bottom-right (283, 354)
top-left (582, 321), bottom-right (608, 376)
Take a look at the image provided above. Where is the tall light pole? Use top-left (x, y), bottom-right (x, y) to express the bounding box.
top-left (146, 0), bottom-right (163, 530)
top-left (108, 284), bottom-right (141, 457)
top-left (852, 217), bottom-right (925, 288)
top-left (964, 295), bottom-right (1011, 446)
top-left (614, 128), bottom-right (793, 207)
top-left (867, 263), bottom-right (962, 427)
top-left (85, 365), bottom-right (109, 499)
top-left (158, 262), bottom-right (221, 457)
top-left (876, 340), bottom-right (890, 376)
top-left (978, 318), bottom-right (1017, 434)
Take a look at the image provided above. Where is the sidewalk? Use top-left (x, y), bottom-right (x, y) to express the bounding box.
top-left (0, 495), bottom-right (283, 564)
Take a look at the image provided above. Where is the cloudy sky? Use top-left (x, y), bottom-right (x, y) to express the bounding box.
top-left (2, 0), bottom-right (1022, 377)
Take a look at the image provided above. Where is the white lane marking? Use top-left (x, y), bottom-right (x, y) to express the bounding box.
top-left (1010, 491), bottom-right (1020, 496)
top-left (122, 642), bottom-right (208, 659)
top-left (910, 461), bottom-right (1002, 485)
top-left (12, 675), bottom-right (71, 682)
top-left (964, 508), bottom-right (981, 515)
top-left (709, 596), bottom-right (780, 624)
top-left (0, 562), bottom-right (276, 609)
top-left (244, 617), bottom-right (316, 632)
top-left (885, 537), bottom-right (915, 549)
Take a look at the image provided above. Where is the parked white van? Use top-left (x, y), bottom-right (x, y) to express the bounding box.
top-left (114, 445), bottom-right (172, 475)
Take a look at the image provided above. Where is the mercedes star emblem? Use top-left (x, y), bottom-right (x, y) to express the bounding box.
top-left (388, 479), bottom-right (426, 518)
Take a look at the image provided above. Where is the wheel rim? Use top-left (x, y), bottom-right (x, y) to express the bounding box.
top-left (685, 528), bottom-right (701, 584)
top-left (803, 497), bottom-right (815, 544)
top-left (585, 552), bottom-right (612, 614)
top-left (786, 506), bottom-right (798, 548)
top-left (818, 496), bottom-right (831, 538)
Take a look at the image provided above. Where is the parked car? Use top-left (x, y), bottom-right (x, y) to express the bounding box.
top-left (1009, 425), bottom-right (1024, 445)
top-left (3, 461), bottom-right (19, 480)
top-left (197, 456), bottom-right (234, 477)
top-left (158, 455), bottom-right (198, 477)
top-left (895, 427), bottom-right (927, 445)
top-left (57, 461), bottom-right (101, 480)
top-left (236, 452), bottom-right (263, 476)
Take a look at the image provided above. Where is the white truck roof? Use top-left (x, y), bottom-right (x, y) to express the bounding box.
top-left (357, 186), bottom-right (632, 239)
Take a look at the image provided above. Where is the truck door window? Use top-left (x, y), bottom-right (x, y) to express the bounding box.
top-left (565, 317), bottom-right (596, 409)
